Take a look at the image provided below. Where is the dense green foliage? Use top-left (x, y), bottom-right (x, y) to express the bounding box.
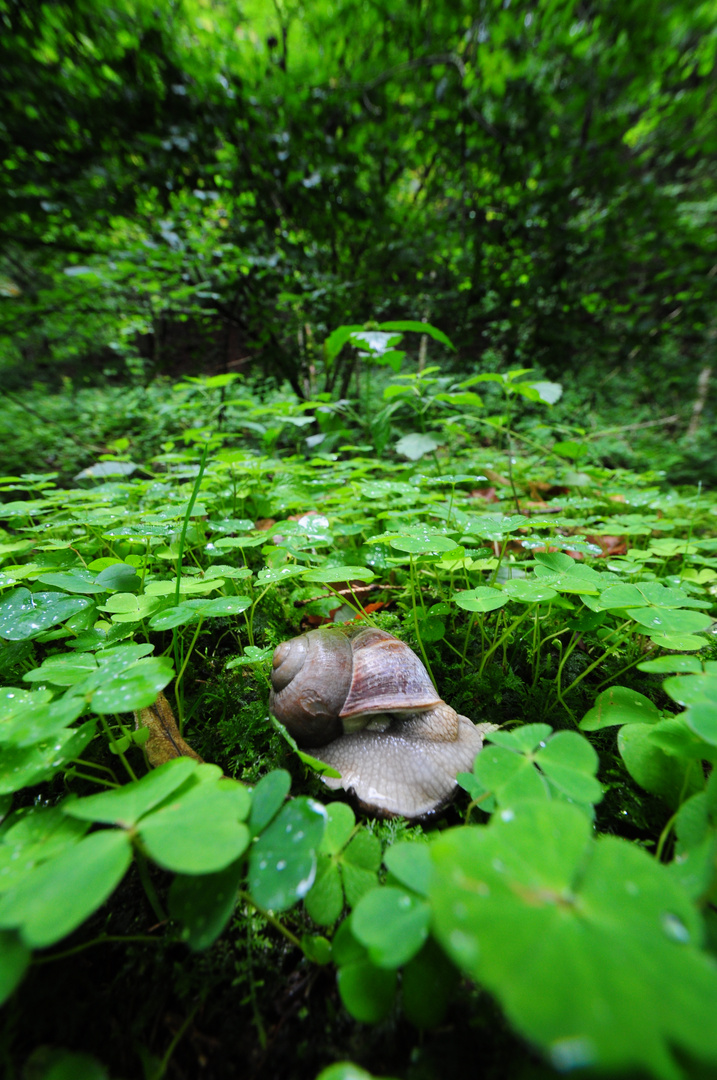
top-left (2, 1), bottom-right (717, 1077)
top-left (2, 0), bottom-right (717, 404)
top-left (1, 358), bottom-right (717, 1078)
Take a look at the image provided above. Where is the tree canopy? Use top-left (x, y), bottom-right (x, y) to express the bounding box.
top-left (2, 0), bottom-right (716, 389)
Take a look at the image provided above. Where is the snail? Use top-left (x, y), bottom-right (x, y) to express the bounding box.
top-left (269, 627), bottom-right (490, 820)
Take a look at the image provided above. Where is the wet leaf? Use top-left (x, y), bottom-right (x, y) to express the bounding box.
top-left (0, 721), bottom-right (96, 794)
top-left (138, 779), bottom-right (251, 874)
top-left (0, 829), bottom-right (132, 948)
top-left (64, 757), bottom-right (199, 826)
top-left (249, 769), bottom-right (291, 835)
top-left (169, 857), bottom-right (244, 950)
top-left (248, 797), bottom-right (327, 912)
top-left (452, 586), bottom-right (508, 612)
top-left (580, 685), bottom-right (660, 730)
top-left (0, 930), bottom-right (30, 1006)
top-left (431, 801), bottom-right (717, 1079)
top-left (90, 657), bottom-right (174, 714)
top-left (351, 886), bottom-right (430, 968)
top-left (0, 588), bottom-right (91, 640)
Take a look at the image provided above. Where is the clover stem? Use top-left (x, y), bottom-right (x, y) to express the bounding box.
top-left (531, 605), bottom-right (551, 688)
top-left (32, 933), bottom-right (161, 965)
top-left (478, 606), bottom-right (534, 677)
top-left (65, 769), bottom-right (120, 789)
top-left (135, 848), bottom-right (167, 923)
top-left (460, 613), bottom-right (476, 675)
top-left (488, 536), bottom-right (510, 586)
top-left (238, 891), bottom-right (302, 949)
top-left (175, 616), bottom-right (204, 732)
top-left (593, 648), bottom-right (654, 693)
top-left (655, 811), bottom-right (679, 862)
top-left (151, 999), bottom-right (202, 1080)
top-left (560, 620), bottom-right (634, 699)
top-left (409, 554), bottom-right (435, 687)
top-left (97, 714), bottom-right (137, 781)
top-left (174, 440), bottom-right (210, 607)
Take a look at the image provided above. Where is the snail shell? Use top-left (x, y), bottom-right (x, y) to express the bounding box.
top-left (269, 627), bottom-right (488, 819)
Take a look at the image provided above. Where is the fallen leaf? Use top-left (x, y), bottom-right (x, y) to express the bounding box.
top-left (585, 534), bottom-right (627, 556)
top-left (134, 691), bottom-right (204, 768)
top-left (481, 468), bottom-right (512, 486)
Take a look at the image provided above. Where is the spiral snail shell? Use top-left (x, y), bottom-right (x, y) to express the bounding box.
top-left (269, 627), bottom-right (488, 820)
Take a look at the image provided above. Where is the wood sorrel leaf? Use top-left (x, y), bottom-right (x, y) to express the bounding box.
top-left (89, 657), bottom-right (174, 714)
top-left (0, 694), bottom-right (85, 748)
top-left (169, 856), bottom-right (245, 951)
top-left (638, 656), bottom-right (703, 674)
top-left (0, 929), bottom-right (30, 1005)
top-left (501, 579), bottom-right (557, 604)
top-left (0, 721), bottom-right (96, 795)
top-left (351, 886), bottom-right (430, 969)
top-left (302, 566), bottom-right (375, 583)
top-left (430, 801), bottom-right (717, 1079)
top-left (36, 570), bottom-right (106, 594)
top-left (0, 588), bottom-right (91, 640)
top-left (0, 829), bottom-right (132, 948)
top-left (22, 654), bottom-right (98, 687)
top-left (0, 806), bottom-right (89, 893)
top-left (474, 727), bottom-right (601, 810)
top-left (630, 608), bottom-right (712, 636)
top-left (625, 721), bottom-right (704, 807)
top-left (248, 797), bottom-right (327, 912)
top-left (383, 841), bottom-right (432, 898)
top-left (580, 685), bottom-right (660, 730)
top-left (249, 769), bottom-right (291, 836)
top-left (64, 758), bottom-right (198, 826)
top-left (138, 779), bottom-right (251, 874)
top-left (334, 920), bottom-right (397, 1024)
top-left (452, 587), bottom-right (508, 613)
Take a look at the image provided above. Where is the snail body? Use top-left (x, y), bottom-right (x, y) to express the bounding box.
top-left (269, 627), bottom-right (488, 820)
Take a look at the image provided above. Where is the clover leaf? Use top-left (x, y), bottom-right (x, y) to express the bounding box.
top-left (472, 724), bottom-right (602, 809)
top-left (431, 800), bottom-right (717, 1079)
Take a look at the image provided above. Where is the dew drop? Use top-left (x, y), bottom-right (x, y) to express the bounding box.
top-left (449, 930), bottom-right (478, 961)
top-left (500, 809), bottom-right (514, 822)
top-left (276, 859), bottom-right (287, 871)
top-left (550, 1037), bottom-right (596, 1070)
top-left (662, 912), bottom-right (690, 944)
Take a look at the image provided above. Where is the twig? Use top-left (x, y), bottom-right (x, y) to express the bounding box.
top-left (293, 583), bottom-right (402, 607)
top-left (587, 415), bottom-right (679, 439)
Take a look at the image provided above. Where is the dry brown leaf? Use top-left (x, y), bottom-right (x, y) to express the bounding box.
top-left (479, 468), bottom-right (512, 486)
top-left (134, 691), bottom-right (204, 768)
top-left (469, 486), bottom-right (499, 502)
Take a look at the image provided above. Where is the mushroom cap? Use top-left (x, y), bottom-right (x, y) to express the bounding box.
top-left (269, 630), bottom-right (352, 747)
top-left (310, 703), bottom-right (489, 820)
top-left (340, 627), bottom-right (442, 721)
